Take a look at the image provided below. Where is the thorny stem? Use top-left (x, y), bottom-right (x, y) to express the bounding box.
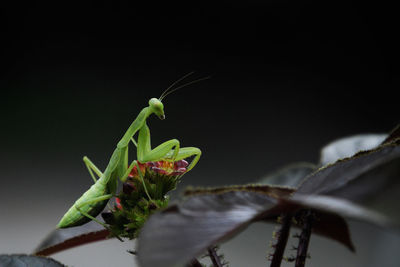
top-left (186, 258), bottom-right (203, 267)
top-left (208, 246), bottom-right (224, 267)
top-left (295, 210), bottom-right (314, 267)
top-left (270, 214), bottom-right (292, 267)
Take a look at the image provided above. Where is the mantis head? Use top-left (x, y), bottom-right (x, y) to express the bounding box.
top-left (149, 98), bottom-right (165, 120)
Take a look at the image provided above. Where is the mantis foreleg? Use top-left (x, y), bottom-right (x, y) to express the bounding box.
top-left (137, 124), bottom-right (201, 171)
top-left (167, 147), bottom-right (202, 172)
top-left (137, 123), bottom-right (180, 162)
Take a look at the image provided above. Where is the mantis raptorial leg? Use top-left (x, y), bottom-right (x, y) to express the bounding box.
top-left (137, 123), bottom-right (201, 171)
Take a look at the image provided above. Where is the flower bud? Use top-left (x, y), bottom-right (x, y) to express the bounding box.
top-left (148, 202), bottom-right (157, 210)
top-left (174, 160), bottom-right (189, 169)
top-left (146, 161), bottom-right (161, 168)
top-left (115, 198), bottom-right (123, 210)
top-left (123, 183), bottom-right (136, 194)
top-left (151, 167), bottom-right (168, 175)
top-left (101, 211), bottom-right (115, 225)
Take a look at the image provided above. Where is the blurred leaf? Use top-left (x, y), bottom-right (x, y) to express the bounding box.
top-left (257, 162), bottom-right (316, 188)
top-left (319, 134), bottom-right (387, 166)
top-left (382, 124), bottom-right (400, 145)
top-left (0, 254), bottom-right (65, 267)
top-left (137, 190), bottom-right (279, 267)
top-left (34, 220), bottom-right (110, 256)
top-left (297, 140), bottom-right (400, 203)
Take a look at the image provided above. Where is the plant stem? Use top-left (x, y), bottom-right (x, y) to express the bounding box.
top-left (295, 210), bottom-right (314, 267)
top-left (208, 246), bottom-right (224, 267)
top-left (270, 214), bottom-right (292, 267)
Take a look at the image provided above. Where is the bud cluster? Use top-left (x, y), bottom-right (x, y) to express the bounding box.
top-left (101, 159), bottom-right (189, 239)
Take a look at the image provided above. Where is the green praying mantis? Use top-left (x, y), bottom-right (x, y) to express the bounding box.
top-left (57, 73), bottom-right (206, 229)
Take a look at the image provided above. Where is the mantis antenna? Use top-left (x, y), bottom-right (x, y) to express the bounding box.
top-left (159, 72), bottom-right (211, 101)
top-left (159, 71), bottom-right (195, 100)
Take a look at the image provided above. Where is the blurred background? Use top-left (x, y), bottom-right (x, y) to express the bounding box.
top-left (1, 1), bottom-right (399, 266)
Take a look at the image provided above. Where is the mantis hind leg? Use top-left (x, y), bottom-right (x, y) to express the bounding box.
top-left (74, 194), bottom-right (123, 241)
top-left (83, 156), bottom-right (103, 183)
top-left (74, 194), bottom-right (113, 226)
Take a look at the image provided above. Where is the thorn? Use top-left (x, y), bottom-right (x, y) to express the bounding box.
top-left (284, 256), bottom-right (296, 262)
top-left (127, 250), bottom-right (137, 255)
top-left (293, 233), bottom-right (301, 238)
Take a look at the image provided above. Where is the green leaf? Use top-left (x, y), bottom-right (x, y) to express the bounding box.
top-left (319, 134), bottom-right (387, 166)
top-left (34, 220), bottom-right (110, 256)
top-left (257, 162), bottom-right (316, 188)
top-left (0, 254), bottom-right (65, 267)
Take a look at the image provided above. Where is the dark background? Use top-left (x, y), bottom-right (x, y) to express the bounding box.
top-left (1, 1), bottom-right (399, 266)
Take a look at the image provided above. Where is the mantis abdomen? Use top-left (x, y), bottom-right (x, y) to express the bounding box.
top-left (57, 180), bottom-right (111, 228)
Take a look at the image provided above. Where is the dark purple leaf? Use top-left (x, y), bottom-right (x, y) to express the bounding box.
top-left (137, 190), bottom-right (279, 267)
top-left (257, 162), bottom-right (316, 188)
top-left (34, 220), bottom-right (110, 256)
top-left (285, 194), bottom-right (392, 228)
top-left (138, 185), bottom-right (396, 267)
top-left (184, 184), bottom-right (295, 199)
top-left (138, 185), bottom-right (390, 266)
top-left (303, 210), bottom-right (355, 252)
top-left (297, 140), bottom-right (400, 203)
top-left (137, 128), bottom-right (400, 267)
top-left (319, 134), bottom-right (387, 166)
top-left (275, 194), bottom-right (394, 252)
top-left (0, 254), bottom-right (65, 267)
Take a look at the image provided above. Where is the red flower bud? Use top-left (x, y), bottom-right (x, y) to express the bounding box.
top-left (174, 160), bottom-right (189, 169)
top-left (115, 197), bottom-right (123, 210)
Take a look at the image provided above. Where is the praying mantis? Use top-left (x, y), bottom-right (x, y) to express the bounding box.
top-left (57, 73), bottom-right (205, 229)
